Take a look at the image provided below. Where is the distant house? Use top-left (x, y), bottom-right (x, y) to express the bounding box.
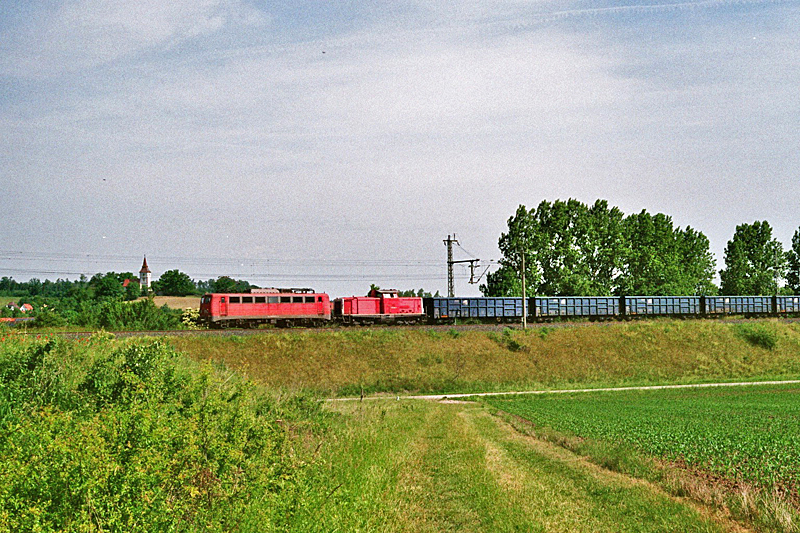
top-left (6, 302), bottom-right (33, 313)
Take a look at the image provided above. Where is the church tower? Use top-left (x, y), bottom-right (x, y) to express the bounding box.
top-left (139, 256), bottom-right (152, 290)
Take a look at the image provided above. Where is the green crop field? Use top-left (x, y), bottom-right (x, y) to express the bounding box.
top-left (487, 385), bottom-right (800, 491)
top-left (486, 384), bottom-right (800, 530)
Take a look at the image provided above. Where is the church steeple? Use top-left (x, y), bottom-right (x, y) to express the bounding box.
top-left (139, 256), bottom-right (152, 290)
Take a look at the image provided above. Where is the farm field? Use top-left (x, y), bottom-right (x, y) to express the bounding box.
top-left (485, 384), bottom-right (800, 531)
top-left (145, 295), bottom-right (200, 309)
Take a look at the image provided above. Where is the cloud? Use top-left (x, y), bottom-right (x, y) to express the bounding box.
top-left (2, 0), bottom-right (799, 293)
top-left (0, 0), bottom-right (269, 78)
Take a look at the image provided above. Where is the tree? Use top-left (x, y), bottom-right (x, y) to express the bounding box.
top-left (719, 221), bottom-right (786, 295)
top-left (483, 204), bottom-right (540, 297)
top-left (92, 273), bottom-right (124, 301)
top-left (485, 200), bottom-right (715, 297)
top-left (398, 288), bottom-right (439, 297)
top-left (787, 228), bottom-right (800, 294)
top-left (124, 279), bottom-right (141, 301)
top-left (676, 226), bottom-right (718, 295)
top-left (212, 276), bottom-right (252, 293)
top-left (155, 270), bottom-right (196, 296)
top-left (616, 212), bottom-right (716, 296)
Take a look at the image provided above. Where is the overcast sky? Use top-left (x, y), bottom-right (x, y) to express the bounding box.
top-left (1, 0), bottom-right (798, 296)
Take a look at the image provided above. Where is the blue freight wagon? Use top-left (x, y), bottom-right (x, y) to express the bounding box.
top-left (704, 296), bottom-right (773, 315)
top-left (535, 297), bottom-right (620, 318)
top-left (624, 296), bottom-right (701, 316)
top-left (776, 296), bottom-right (800, 314)
top-left (424, 297), bottom-right (524, 321)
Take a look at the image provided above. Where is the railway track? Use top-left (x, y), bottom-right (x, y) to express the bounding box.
top-left (8, 321), bottom-right (567, 340)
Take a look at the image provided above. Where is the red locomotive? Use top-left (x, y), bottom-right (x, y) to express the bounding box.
top-left (333, 288), bottom-right (424, 324)
top-left (199, 288), bottom-right (331, 328)
top-left (199, 287), bottom-right (424, 327)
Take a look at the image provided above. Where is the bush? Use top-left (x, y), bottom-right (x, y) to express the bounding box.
top-left (488, 328), bottom-right (529, 353)
top-left (735, 323), bottom-right (779, 350)
top-left (0, 338), bottom-right (67, 420)
top-left (98, 299), bottom-right (181, 330)
top-left (31, 307), bottom-right (67, 328)
top-left (181, 307), bottom-right (201, 329)
top-left (0, 338), bottom-right (326, 532)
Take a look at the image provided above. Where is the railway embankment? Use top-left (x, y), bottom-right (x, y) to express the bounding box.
top-left (168, 318), bottom-right (800, 397)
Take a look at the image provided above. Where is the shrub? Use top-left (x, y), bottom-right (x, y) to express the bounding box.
top-left (488, 328), bottom-right (529, 353)
top-left (31, 307), bottom-right (67, 328)
top-left (98, 299), bottom-right (181, 330)
top-left (181, 307), bottom-right (201, 329)
top-left (0, 338), bottom-right (326, 532)
top-left (0, 338), bottom-right (67, 419)
top-left (735, 324), bottom-right (779, 350)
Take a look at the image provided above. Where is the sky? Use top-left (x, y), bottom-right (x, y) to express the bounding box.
top-left (1, 0), bottom-right (799, 296)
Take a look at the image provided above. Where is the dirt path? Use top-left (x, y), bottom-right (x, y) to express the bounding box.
top-left (330, 379), bottom-right (800, 402)
top-left (327, 400), bottom-right (752, 532)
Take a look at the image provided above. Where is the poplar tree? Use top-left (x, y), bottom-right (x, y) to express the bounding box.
top-left (785, 228), bottom-right (800, 294)
top-left (719, 221), bottom-right (786, 295)
top-left (483, 200), bottom-right (716, 297)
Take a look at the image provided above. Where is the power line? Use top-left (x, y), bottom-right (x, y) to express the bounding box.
top-left (0, 250), bottom-right (441, 268)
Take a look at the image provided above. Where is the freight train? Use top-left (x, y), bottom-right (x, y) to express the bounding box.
top-left (199, 288), bottom-right (800, 328)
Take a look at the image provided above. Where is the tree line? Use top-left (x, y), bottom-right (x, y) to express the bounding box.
top-left (0, 272), bottom-right (256, 303)
top-left (0, 272), bottom-right (257, 328)
top-left (481, 199), bottom-right (800, 297)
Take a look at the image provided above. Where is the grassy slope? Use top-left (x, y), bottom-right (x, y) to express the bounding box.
top-left (170, 319), bottom-right (800, 396)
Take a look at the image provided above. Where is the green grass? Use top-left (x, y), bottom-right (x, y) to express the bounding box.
top-left (313, 400), bottom-right (732, 532)
top-left (485, 384), bottom-right (800, 531)
top-left (170, 319), bottom-right (800, 396)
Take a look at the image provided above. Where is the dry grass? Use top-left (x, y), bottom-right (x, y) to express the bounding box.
top-left (142, 296), bottom-right (200, 309)
top-left (168, 320), bottom-right (800, 396)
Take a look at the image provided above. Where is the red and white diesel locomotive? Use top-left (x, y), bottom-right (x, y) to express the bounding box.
top-left (199, 287), bottom-right (424, 328)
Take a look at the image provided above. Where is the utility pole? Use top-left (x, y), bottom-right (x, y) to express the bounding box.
top-left (521, 252), bottom-right (527, 329)
top-left (444, 234), bottom-right (481, 297)
top-left (444, 234), bottom-right (458, 297)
